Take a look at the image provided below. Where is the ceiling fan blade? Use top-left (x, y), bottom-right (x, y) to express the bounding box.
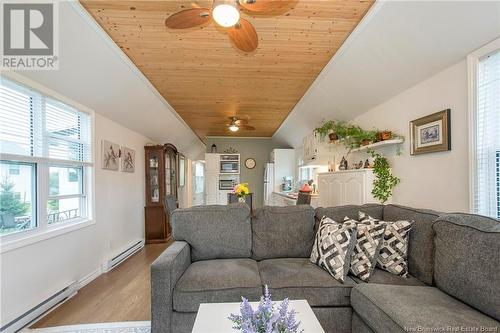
top-left (235, 119), bottom-right (249, 125)
top-left (165, 8), bottom-right (211, 29)
top-left (227, 19), bottom-right (258, 52)
top-left (238, 0), bottom-right (289, 12)
top-left (240, 125), bottom-right (256, 130)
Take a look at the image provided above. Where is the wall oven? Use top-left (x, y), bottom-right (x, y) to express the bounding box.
top-left (219, 176), bottom-right (239, 190)
top-left (220, 154), bottom-right (240, 174)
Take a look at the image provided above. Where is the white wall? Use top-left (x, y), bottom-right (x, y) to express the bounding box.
top-left (0, 113), bottom-right (152, 326)
top-left (351, 60), bottom-right (469, 213)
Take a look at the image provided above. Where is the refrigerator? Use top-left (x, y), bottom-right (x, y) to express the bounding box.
top-left (263, 163), bottom-right (274, 206)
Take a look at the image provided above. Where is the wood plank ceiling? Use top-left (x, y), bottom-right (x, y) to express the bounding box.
top-left (80, 0), bottom-right (374, 138)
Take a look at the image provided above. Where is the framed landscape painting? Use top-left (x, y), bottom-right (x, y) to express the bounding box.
top-left (410, 109), bottom-right (451, 155)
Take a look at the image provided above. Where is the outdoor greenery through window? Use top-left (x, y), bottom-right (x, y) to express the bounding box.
top-left (0, 77), bottom-right (93, 236)
top-left (0, 161), bottom-right (36, 234)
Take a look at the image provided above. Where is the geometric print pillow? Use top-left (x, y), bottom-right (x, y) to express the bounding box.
top-left (358, 211), bottom-right (413, 277)
top-left (348, 215), bottom-right (386, 281)
top-left (310, 216), bottom-right (357, 283)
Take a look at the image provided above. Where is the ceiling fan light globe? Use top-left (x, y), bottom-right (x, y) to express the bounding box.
top-left (213, 4), bottom-right (240, 27)
top-left (229, 124), bottom-right (239, 132)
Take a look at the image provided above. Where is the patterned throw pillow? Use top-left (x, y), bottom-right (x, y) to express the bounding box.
top-left (358, 211), bottom-right (413, 277)
top-left (348, 216), bottom-right (386, 281)
top-left (310, 216), bottom-right (357, 283)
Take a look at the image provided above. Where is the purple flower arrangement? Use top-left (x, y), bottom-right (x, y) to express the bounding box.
top-left (228, 286), bottom-right (303, 333)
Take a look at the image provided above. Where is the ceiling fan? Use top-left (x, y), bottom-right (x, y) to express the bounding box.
top-left (165, 0), bottom-right (289, 52)
top-left (227, 116), bottom-right (255, 132)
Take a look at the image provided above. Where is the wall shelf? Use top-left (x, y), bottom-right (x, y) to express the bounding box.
top-left (350, 139), bottom-right (404, 152)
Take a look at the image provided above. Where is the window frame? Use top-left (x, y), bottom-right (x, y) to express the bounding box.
top-left (467, 38), bottom-right (500, 215)
top-left (0, 73), bottom-right (95, 253)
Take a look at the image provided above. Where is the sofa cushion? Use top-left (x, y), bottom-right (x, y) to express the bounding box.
top-left (383, 204), bottom-right (440, 285)
top-left (359, 212), bottom-right (413, 277)
top-left (433, 213), bottom-right (500, 321)
top-left (310, 217), bottom-right (357, 283)
top-left (349, 219), bottom-right (386, 282)
top-left (251, 205), bottom-right (316, 260)
top-left (350, 268), bottom-right (425, 286)
top-left (316, 204), bottom-right (383, 224)
top-left (173, 259), bottom-right (262, 312)
top-left (351, 284), bottom-right (500, 333)
top-left (258, 258), bottom-right (355, 307)
top-left (172, 203), bottom-right (252, 261)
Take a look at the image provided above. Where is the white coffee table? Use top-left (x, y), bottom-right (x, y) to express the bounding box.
top-left (192, 299), bottom-right (325, 333)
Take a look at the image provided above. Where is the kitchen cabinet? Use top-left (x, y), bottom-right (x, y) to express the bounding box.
top-left (317, 170), bottom-right (378, 207)
top-left (205, 153), bottom-right (220, 205)
top-left (302, 132), bottom-right (320, 164)
top-left (205, 172), bottom-right (218, 205)
top-left (205, 153), bottom-right (219, 172)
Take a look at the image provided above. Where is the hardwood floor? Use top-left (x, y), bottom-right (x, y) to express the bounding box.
top-left (32, 242), bottom-right (171, 328)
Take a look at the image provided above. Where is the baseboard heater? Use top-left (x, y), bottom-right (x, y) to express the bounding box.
top-left (103, 240), bottom-right (144, 272)
top-left (0, 283), bottom-right (77, 333)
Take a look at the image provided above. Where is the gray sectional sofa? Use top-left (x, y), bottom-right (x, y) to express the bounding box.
top-left (151, 203), bottom-right (500, 333)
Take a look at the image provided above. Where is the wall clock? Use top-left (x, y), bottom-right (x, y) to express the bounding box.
top-left (245, 158), bottom-right (256, 169)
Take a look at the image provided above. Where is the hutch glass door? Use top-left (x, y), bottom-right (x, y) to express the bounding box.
top-left (149, 151), bottom-right (160, 203)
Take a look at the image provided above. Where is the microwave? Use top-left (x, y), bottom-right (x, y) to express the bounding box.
top-left (220, 154), bottom-right (239, 174)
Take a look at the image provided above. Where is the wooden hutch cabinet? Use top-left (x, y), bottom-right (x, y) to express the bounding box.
top-left (144, 144), bottom-right (178, 243)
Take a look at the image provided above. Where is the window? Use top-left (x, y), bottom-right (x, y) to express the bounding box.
top-left (48, 166), bottom-right (84, 224)
top-left (0, 161), bottom-right (36, 235)
top-left (9, 164), bottom-right (20, 175)
top-left (0, 77), bottom-right (93, 237)
top-left (194, 161), bottom-right (204, 194)
top-left (469, 39), bottom-right (500, 219)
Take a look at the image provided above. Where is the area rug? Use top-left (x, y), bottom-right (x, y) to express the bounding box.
top-left (26, 321), bottom-right (151, 333)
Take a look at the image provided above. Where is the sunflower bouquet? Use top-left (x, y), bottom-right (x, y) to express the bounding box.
top-left (233, 183), bottom-right (250, 199)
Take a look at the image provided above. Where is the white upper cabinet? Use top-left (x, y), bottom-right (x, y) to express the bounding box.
top-left (205, 153), bottom-right (219, 172)
top-left (302, 132), bottom-right (320, 164)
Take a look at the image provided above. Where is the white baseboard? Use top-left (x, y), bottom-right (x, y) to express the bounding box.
top-left (4, 239), bottom-right (145, 332)
top-left (76, 267), bottom-right (103, 290)
top-left (102, 239), bottom-right (145, 273)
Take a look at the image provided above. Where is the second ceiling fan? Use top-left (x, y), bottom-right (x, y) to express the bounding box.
top-left (165, 0), bottom-right (290, 52)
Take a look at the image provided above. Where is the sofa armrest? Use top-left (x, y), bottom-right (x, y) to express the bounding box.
top-left (151, 241), bottom-right (191, 333)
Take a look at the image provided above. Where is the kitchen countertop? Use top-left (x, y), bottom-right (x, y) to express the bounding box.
top-left (273, 191), bottom-right (318, 200)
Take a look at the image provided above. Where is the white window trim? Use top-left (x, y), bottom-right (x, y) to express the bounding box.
top-left (467, 37), bottom-right (500, 214)
top-left (0, 72), bottom-right (96, 253)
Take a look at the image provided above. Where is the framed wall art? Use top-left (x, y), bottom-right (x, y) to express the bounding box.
top-left (121, 146), bottom-right (136, 173)
top-left (102, 140), bottom-right (120, 170)
top-left (410, 109), bottom-right (451, 155)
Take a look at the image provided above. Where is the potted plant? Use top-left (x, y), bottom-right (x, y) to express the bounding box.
top-left (314, 120), bottom-right (336, 142)
top-left (378, 130), bottom-right (392, 141)
top-left (233, 183), bottom-right (250, 203)
top-left (367, 149), bottom-right (400, 204)
top-left (229, 286), bottom-right (302, 333)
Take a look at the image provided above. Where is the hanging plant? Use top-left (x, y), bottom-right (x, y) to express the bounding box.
top-left (367, 149), bottom-right (400, 204)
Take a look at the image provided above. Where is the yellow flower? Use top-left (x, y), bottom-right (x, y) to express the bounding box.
top-left (234, 183), bottom-right (250, 197)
